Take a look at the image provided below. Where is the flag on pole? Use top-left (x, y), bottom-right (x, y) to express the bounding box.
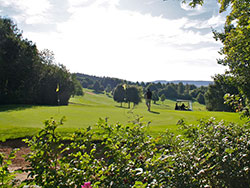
top-left (56, 84), bottom-right (59, 92)
top-left (123, 84), bottom-right (127, 90)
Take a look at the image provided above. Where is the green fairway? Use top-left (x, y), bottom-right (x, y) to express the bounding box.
top-left (0, 89), bottom-right (245, 141)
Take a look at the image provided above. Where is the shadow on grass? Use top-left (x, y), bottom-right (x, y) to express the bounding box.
top-left (69, 102), bottom-right (91, 107)
top-left (0, 104), bottom-right (34, 112)
top-left (149, 110), bottom-right (160, 114)
top-left (115, 105), bottom-right (129, 109)
top-left (153, 103), bottom-right (160, 105)
top-left (0, 104), bottom-right (70, 112)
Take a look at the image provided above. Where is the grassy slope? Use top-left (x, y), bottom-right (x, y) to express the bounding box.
top-left (0, 89), bottom-right (245, 141)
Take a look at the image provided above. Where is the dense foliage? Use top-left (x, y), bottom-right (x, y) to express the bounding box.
top-left (0, 149), bottom-right (19, 187)
top-left (212, 0), bottom-right (250, 114)
top-left (126, 86), bottom-right (142, 108)
top-left (205, 74), bottom-right (240, 111)
top-left (113, 84), bottom-right (126, 106)
top-left (76, 73), bottom-right (126, 93)
top-left (0, 17), bottom-right (82, 105)
top-left (113, 84), bottom-right (141, 108)
top-left (1, 117), bottom-right (250, 187)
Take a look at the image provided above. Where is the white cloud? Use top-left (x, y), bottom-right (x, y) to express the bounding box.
top-left (68, 0), bottom-right (90, 6)
top-left (207, 14), bottom-right (225, 27)
top-left (183, 14), bottom-right (226, 29)
top-left (20, 0), bottom-right (224, 82)
top-left (0, 1), bottom-right (12, 7)
top-left (0, 0), bottom-right (52, 24)
top-left (68, 0), bottom-right (119, 12)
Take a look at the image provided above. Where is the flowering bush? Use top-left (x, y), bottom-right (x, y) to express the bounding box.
top-left (17, 116), bottom-right (250, 187)
top-left (173, 118), bottom-right (250, 188)
top-left (82, 182), bottom-right (92, 188)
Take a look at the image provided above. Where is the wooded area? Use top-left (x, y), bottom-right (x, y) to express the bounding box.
top-left (0, 18), bottom-right (82, 105)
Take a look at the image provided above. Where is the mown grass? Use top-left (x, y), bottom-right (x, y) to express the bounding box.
top-left (0, 89), bottom-right (246, 141)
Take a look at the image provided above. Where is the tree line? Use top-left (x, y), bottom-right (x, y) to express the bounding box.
top-left (76, 72), bottom-right (245, 112)
top-left (0, 17), bottom-right (83, 105)
top-left (76, 73), bottom-right (209, 107)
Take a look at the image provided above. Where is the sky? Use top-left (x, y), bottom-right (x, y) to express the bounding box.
top-left (0, 0), bottom-right (229, 82)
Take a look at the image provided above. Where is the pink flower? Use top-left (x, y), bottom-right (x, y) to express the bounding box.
top-left (81, 182), bottom-right (92, 188)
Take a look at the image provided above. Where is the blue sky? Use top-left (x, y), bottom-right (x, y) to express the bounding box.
top-left (0, 0), bottom-right (229, 82)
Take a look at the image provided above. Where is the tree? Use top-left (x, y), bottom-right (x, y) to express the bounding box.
top-left (190, 87), bottom-right (208, 100)
top-left (72, 74), bottom-right (84, 96)
top-left (36, 50), bottom-right (74, 105)
top-left (152, 91), bottom-right (159, 104)
top-left (178, 0), bottom-right (250, 114)
top-left (177, 82), bottom-right (185, 95)
top-left (105, 84), bottom-right (112, 93)
top-left (212, 0), bottom-right (250, 100)
top-left (165, 85), bottom-right (178, 99)
top-left (126, 86), bottom-right (141, 108)
top-left (155, 82), bottom-right (163, 90)
top-left (0, 17), bottom-right (41, 104)
top-left (0, 17), bottom-right (75, 105)
top-left (146, 83), bottom-right (158, 92)
top-left (183, 0), bottom-right (250, 99)
top-left (184, 84), bottom-right (190, 95)
top-left (205, 74), bottom-right (239, 111)
top-left (160, 94), bottom-right (166, 104)
top-left (113, 84), bottom-right (126, 107)
top-left (92, 81), bottom-right (103, 93)
top-left (196, 93), bottom-right (205, 105)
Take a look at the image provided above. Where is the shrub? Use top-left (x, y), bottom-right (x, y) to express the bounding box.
top-left (0, 149), bottom-right (19, 187)
top-left (174, 118), bottom-right (250, 187)
top-left (23, 117), bottom-right (99, 188)
top-left (22, 116), bottom-right (250, 187)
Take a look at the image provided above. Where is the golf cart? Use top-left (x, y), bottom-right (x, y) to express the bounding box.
top-left (175, 99), bottom-right (193, 111)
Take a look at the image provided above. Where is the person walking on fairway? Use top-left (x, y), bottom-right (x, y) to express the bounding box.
top-left (145, 88), bottom-right (152, 111)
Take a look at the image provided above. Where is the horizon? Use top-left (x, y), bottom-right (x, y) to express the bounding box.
top-left (0, 0), bottom-right (229, 82)
top-left (76, 72), bottom-right (213, 83)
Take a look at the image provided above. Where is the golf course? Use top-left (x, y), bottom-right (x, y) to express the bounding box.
top-left (0, 88), bottom-right (245, 141)
top-left (1, 0), bottom-right (250, 186)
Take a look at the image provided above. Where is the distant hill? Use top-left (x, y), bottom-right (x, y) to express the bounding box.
top-left (75, 72), bottom-right (213, 87)
top-left (153, 80), bottom-right (213, 87)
